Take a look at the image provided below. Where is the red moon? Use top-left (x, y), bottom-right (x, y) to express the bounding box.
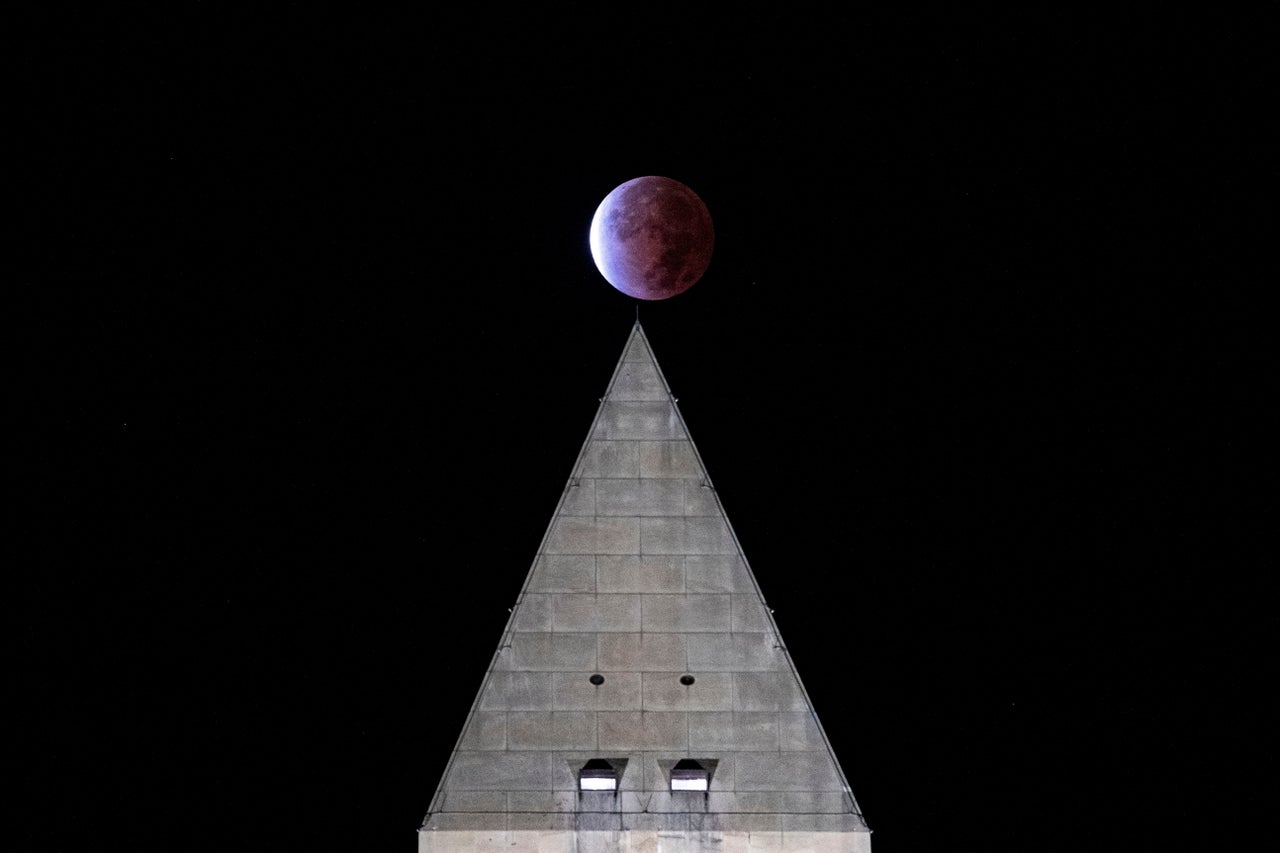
top-left (589, 176), bottom-right (714, 301)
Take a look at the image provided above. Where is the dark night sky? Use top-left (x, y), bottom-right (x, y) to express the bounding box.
top-left (16, 8), bottom-right (1265, 853)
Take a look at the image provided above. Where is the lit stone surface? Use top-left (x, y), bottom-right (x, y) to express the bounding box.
top-left (733, 672), bottom-right (808, 713)
top-left (420, 324), bottom-right (870, 850)
top-left (546, 516), bottom-right (640, 555)
top-left (510, 593), bottom-right (552, 631)
top-left (637, 441), bottom-right (702, 479)
top-left (448, 751), bottom-right (553, 790)
top-left (684, 555), bottom-right (753, 593)
top-left (780, 712), bottom-right (831, 751)
top-left (597, 633), bottom-right (686, 671)
top-left (641, 671), bottom-right (733, 711)
top-left (596, 556), bottom-right (684, 594)
top-left (478, 672), bottom-right (554, 710)
top-left (527, 555), bottom-right (596, 593)
top-left (640, 517), bottom-right (737, 554)
top-left (457, 712), bottom-right (506, 750)
top-left (500, 632), bottom-right (597, 671)
top-left (552, 594), bottom-right (642, 632)
top-left (596, 478), bottom-right (686, 516)
top-left (507, 712), bottom-right (597, 751)
top-left (580, 440), bottom-right (640, 478)
top-left (592, 401), bottom-right (687, 440)
top-left (688, 712), bottom-right (780, 752)
top-left (609, 358), bottom-right (667, 401)
top-left (641, 594), bottom-right (731, 633)
top-left (685, 632), bottom-right (786, 671)
top-left (598, 711), bottom-right (689, 751)
top-left (552, 671), bottom-right (640, 711)
top-left (559, 478), bottom-right (597, 516)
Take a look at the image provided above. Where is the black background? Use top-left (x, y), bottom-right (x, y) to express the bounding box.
top-left (16, 8), bottom-right (1265, 852)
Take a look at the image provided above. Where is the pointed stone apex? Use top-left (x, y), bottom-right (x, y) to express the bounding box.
top-left (621, 322), bottom-right (654, 363)
top-left (419, 323), bottom-right (871, 851)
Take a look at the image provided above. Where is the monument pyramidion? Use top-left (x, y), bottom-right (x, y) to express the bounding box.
top-left (419, 322), bottom-right (871, 852)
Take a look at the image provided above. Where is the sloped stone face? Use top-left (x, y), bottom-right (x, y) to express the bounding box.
top-left (421, 324), bottom-right (870, 848)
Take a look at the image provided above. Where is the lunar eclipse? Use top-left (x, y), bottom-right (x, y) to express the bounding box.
top-left (589, 176), bottom-right (714, 300)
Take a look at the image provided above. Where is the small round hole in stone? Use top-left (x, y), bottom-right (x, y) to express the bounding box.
top-left (589, 674), bottom-right (605, 686)
top-left (680, 674), bottom-right (696, 686)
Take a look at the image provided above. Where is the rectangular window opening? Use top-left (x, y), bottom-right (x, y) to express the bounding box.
top-left (670, 758), bottom-right (712, 793)
top-left (578, 758), bottom-right (622, 793)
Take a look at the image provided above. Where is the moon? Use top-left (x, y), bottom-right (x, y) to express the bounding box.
top-left (589, 176), bottom-right (714, 301)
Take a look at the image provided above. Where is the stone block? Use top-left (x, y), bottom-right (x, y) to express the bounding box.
top-left (497, 632), bottom-right (597, 671)
top-left (504, 788), bottom-right (576, 809)
top-left (781, 813), bottom-right (870, 833)
top-left (735, 751), bottom-right (843, 791)
top-left (739, 827), bottom-right (784, 849)
top-left (636, 790), bottom-right (704, 817)
top-left (641, 594), bottom-right (730, 632)
top-left (480, 672), bottom-right (554, 710)
top-left (709, 791), bottom-right (783, 814)
top-left (685, 517), bottom-right (737, 553)
top-left (578, 813), bottom-right (629, 834)
top-left (579, 440), bottom-right (639, 478)
top-left (459, 711), bottom-right (507, 750)
top-left (511, 593), bottom-right (553, 631)
top-left (609, 360), bottom-right (667, 401)
top-left (683, 483), bottom-right (721, 516)
top-left (685, 555), bottom-right (753, 593)
top-left (597, 633), bottom-right (686, 672)
top-left (553, 671), bottom-right (641, 711)
top-left (505, 812), bottom-right (576, 831)
top-left (642, 671), bottom-right (732, 711)
top-left (686, 633), bottom-right (786, 671)
top-left (621, 811), bottom-right (692, 833)
top-left (640, 517), bottom-right (736, 554)
top-left (592, 401), bottom-right (685, 440)
top-left (545, 517), bottom-right (640, 555)
top-left (419, 813), bottom-right (506, 833)
top-left (779, 712), bottom-right (828, 751)
top-left (733, 672), bottom-right (807, 712)
top-left (637, 441), bottom-right (702, 478)
top-left (558, 479), bottom-right (596, 516)
top-left (781, 791), bottom-right (852, 814)
top-left (637, 517), bottom-right (684, 554)
top-left (527, 555), bottom-right (596, 593)
top-left (688, 711), bottom-right (779, 751)
top-left (598, 711), bottom-right (687, 751)
top-left (507, 711), bottom-right (597, 751)
top-left (448, 751), bottom-right (553, 790)
top-left (776, 830), bottom-right (873, 853)
top-left (596, 555), bottom-right (684, 594)
top-left (730, 594), bottom-right (772, 632)
top-left (596, 479), bottom-right (685, 517)
top-left (622, 337), bottom-right (649, 362)
top-left (552, 594), bottom-right (642, 632)
top-left (581, 830), bottom-right (640, 853)
top-left (437, 791), bottom-right (507, 813)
